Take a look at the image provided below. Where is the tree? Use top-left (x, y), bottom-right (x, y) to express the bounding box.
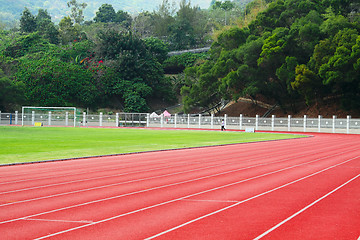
top-left (0, 69), bottom-right (25, 111)
top-left (96, 30), bottom-right (175, 111)
top-left (132, 11), bottom-right (156, 38)
top-left (116, 10), bottom-right (132, 28)
top-left (143, 37), bottom-right (169, 63)
top-left (212, 1), bottom-right (235, 25)
top-left (15, 53), bottom-right (99, 107)
top-left (168, 0), bottom-right (198, 50)
top-left (59, 16), bottom-right (80, 44)
top-left (20, 8), bottom-right (37, 33)
top-left (35, 9), bottom-right (59, 44)
top-left (217, 27), bottom-right (249, 50)
top-left (94, 4), bottom-right (117, 23)
top-left (67, 0), bottom-right (88, 24)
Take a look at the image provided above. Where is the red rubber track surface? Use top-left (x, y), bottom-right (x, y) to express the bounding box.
top-left (0, 132), bottom-right (359, 240)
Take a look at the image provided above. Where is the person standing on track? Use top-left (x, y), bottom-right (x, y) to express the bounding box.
top-left (221, 119), bottom-right (226, 131)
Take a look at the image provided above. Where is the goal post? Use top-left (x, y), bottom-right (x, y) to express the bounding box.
top-left (22, 106), bottom-right (77, 127)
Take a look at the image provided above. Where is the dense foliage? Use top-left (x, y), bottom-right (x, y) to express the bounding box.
top-left (0, 0), bottom-right (359, 115)
top-left (182, 0), bottom-right (360, 114)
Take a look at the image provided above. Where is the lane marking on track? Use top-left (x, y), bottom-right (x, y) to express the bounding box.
top-left (33, 156), bottom-right (359, 240)
top-left (0, 155), bottom-right (300, 207)
top-left (2, 143), bottom-right (347, 208)
top-left (2, 142), bottom-right (357, 209)
top-left (253, 173), bottom-right (360, 240)
top-left (22, 218), bottom-right (93, 224)
top-left (0, 136), bottom-right (342, 186)
top-left (0, 147), bottom-right (291, 195)
top-left (144, 156), bottom-right (360, 240)
top-left (1, 146), bottom-right (355, 225)
top-left (182, 199), bottom-right (240, 203)
top-left (0, 140), bottom-right (296, 188)
top-left (1, 137), bottom-right (292, 181)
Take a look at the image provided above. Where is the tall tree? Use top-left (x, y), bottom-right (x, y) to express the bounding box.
top-left (20, 8), bottom-right (37, 33)
top-left (67, 0), bottom-right (88, 24)
top-left (59, 16), bottom-right (80, 44)
top-left (94, 4), bottom-right (117, 23)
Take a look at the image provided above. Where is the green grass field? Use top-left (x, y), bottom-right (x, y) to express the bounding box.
top-left (0, 126), bottom-right (306, 165)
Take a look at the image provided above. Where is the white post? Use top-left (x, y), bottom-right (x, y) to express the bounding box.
top-left (224, 114), bottom-right (228, 129)
top-left (332, 115), bottom-right (336, 133)
top-left (240, 114), bottom-right (243, 130)
top-left (161, 114), bottom-right (164, 128)
top-left (303, 115), bottom-right (307, 132)
top-left (0, 110), bottom-right (1, 125)
top-left (32, 111), bottom-right (35, 126)
top-left (187, 114), bottom-right (190, 128)
top-left (271, 115), bottom-right (275, 131)
top-left (347, 115), bottom-right (351, 134)
top-left (288, 115), bottom-right (291, 132)
top-left (100, 112), bottom-right (103, 127)
top-left (116, 113), bottom-right (120, 127)
top-left (211, 114), bottom-right (214, 129)
top-left (15, 111), bottom-right (18, 125)
top-left (255, 115), bottom-right (259, 131)
top-left (48, 112), bottom-right (51, 126)
top-left (82, 112), bottom-right (86, 127)
top-left (198, 114), bottom-right (201, 128)
top-left (65, 112), bottom-right (69, 126)
top-left (174, 114), bottom-right (177, 128)
top-left (318, 115), bottom-right (322, 132)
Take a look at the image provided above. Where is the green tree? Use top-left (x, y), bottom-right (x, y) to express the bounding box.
top-left (96, 30), bottom-right (175, 111)
top-left (35, 9), bottom-right (59, 44)
top-left (15, 53), bottom-right (99, 107)
top-left (292, 64), bottom-right (323, 105)
top-left (116, 10), bottom-right (132, 28)
top-left (217, 27), bottom-right (249, 50)
top-left (0, 69), bottom-right (25, 111)
top-left (20, 8), bottom-right (37, 33)
top-left (168, 0), bottom-right (198, 50)
top-left (94, 4), bottom-right (117, 23)
top-left (143, 37), bottom-right (169, 63)
top-left (67, 0), bottom-right (88, 24)
top-left (59, 16), bottom-right (80, 44)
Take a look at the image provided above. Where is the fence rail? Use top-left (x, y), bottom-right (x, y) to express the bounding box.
top-left (1, 111), bottom-right (360, 134)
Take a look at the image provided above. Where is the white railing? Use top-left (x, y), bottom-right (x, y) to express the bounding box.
top-left (1, 111), bottom-right (360, 134)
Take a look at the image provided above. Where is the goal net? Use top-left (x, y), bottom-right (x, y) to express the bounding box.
top-left (22, 106), bottom-right (77, 127)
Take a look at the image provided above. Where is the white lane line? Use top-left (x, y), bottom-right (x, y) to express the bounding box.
top-left (253, 173), bottom-right (360, 240)
top-left (0, 153), bottom-right (295, 207)
top-left (1, 137), bottom-right (286, 181)
top-left (0, 142), bottom-right (282, 191)
top-left (2, 141), bottom-right (356, 207)
top-left (0, 136), bottom-right (338, 186)
top-left (1, 144), bottom-right (332, 208)
top-left (0, 153), bottom-right (319, 224)
top-left (1, 149), bottom-right (356, 225)
top-left (34, 156), bottom-right (359, 240)
top-left (182, 199), bottom-right (240, 203)
top-left (145, 157), bottom-right (360, 240)
top-left (22, 218), bottom-right (93, 224)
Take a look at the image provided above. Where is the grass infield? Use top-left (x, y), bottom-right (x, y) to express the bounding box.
top-left (0, 126), bottom-right (306, 165)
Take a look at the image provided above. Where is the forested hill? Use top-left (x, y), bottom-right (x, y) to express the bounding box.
top-left (0, 0), bottom-right (213, 23)
top-left (181, 0), bottom-right (360, 115)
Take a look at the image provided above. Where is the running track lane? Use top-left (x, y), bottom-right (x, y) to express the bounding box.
top-left (0, 133), bottom-right (359, 239)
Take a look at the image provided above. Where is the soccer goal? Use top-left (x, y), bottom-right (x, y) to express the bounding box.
top-left (22, 106), bottom-right (77, 127)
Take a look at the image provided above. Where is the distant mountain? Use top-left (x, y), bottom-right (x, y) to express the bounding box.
top-left (0, 0), bottom-right (213, 23)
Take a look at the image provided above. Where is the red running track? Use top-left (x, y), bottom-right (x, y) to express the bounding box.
top-left (0, 132), bottom-right (359, 240)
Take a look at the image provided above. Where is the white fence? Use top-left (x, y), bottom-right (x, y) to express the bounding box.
top-left (1, 110), bottom-right (360, 134)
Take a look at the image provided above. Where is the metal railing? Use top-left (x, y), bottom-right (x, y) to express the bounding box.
top-left (1, 111), bottom-right (359, 134)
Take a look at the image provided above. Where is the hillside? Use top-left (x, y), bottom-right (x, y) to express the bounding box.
top-left (0, 0), bottom-right (213, 23)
